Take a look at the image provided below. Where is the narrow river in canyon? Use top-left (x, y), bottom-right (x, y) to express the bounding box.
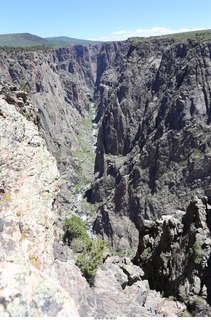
top-left (70, 101), bottom-right (98, 239)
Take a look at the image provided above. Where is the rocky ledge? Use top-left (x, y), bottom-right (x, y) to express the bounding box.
top-left (0, 88), bottom-right (78, 316)
top-left (88, 255), bottom-right (185, 317)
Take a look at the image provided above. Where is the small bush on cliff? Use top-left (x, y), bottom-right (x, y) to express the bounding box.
top-left (63, 215), bottom-right (105, 285)
top-left (63, 215), bottom-right (88, 244)
top-left (76, 239), bottom-right (105, 285)
top-left (189, 242), bottom-right (203, 264)
top-left (19, 82), bottom-right (29, 93)
top-left (182, 309), bottom-right (192, 317)
top-left (141, 247), bottom-right (152, 263)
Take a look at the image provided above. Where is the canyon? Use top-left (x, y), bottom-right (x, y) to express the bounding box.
top-left (1, 35), bottom-right (211, 316)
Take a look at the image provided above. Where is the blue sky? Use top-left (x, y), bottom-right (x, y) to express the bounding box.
top-left (1, 0), bottom-right (211, 40)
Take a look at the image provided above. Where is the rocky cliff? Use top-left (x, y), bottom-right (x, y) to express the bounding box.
top-left (0, 85), bottom-right (79, 316)
top-left (0, 45), bottom-right (100, 230)
top-left (133, 196), bottom-right (211, 316)
top-left (0, 74), bottom-right (185, 318)
top-left (1, 36), bottom-right (211, 316)
top-left (89, 37), bottom-right (211, 315)
top-left (90, 38), bottom-right (211, 253)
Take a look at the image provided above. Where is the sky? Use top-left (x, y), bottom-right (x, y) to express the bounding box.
top-left (1, 0), bottom-right (211, 41)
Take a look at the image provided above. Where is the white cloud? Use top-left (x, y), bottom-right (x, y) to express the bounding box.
top-left (111, 30), bottom-right (130, 35)
top-left (97, 26), bottom-right (207, 41)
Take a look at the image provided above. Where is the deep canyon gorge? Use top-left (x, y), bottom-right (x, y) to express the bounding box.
top-left (1, 36), bottom-right (211, 316)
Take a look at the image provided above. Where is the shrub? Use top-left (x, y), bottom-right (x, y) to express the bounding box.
top-left (182, 309), bottom-right (192, 317)
top-left (76, 239), bottom-right (105, 285)
top-left (141, 247), bottom-right (152, 263)
top-left (63, 215), bottom-right (106, 285)
top-left (19, 82), bottom-right (29, 93)
top-left (63, 215), bottom-right (88, 245)
top-left (71, 238), bottom-right (86, 253)
top-left (189, 242), bottom-right (203, 264)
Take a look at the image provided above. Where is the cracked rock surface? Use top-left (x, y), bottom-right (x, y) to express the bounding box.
top-left (0, 93), bottom-right (78, 316)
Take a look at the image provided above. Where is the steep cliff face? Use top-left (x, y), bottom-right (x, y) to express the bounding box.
top-left (90, 38), bottom-right (211, 252)
top-left (2, 37), bottom-right (211, 315)
top-left (0, 83), bottom-right (186, 317)
top-left (3, 39), bottom-right (211, 252)
top-left (0, 87), bottom-right (79, 316)
top-left (0, 45), bottom-right (101, 226)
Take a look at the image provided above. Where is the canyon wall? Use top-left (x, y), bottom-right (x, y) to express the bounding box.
top-left (0, 45), bottom-right (187, 317)
top-left (2, 37), bottom-right (211, 254)
top-left (0, 45), bottom-right (103, 233)
top-left (1, 37), bottom-right (211, 315)
top-left (90, 38), bottom-right (211, 253)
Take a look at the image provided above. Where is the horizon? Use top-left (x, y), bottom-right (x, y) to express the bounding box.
top-left (0, 28), bottom-right (211, 43)
top-left (1, 0), bottom-right (211, 41)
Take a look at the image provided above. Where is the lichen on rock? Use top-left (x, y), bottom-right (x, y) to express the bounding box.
top-left (0, 90), bottom-right (78, 316)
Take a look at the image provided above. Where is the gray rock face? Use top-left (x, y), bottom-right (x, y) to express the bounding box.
top-left (0, 261), bottom-right (79, 317)
top-left (0, 79), bottom-right (186, 317)
top-left (0, 91), bottom-right (79, 316)
top-left (89, 38), bottom-right (211, 252)
top-left (2, 37), bottom-right (211, 316)
top-left (3, 39), bottom-right (211, 254)
top-left (133, 196), bottom-right (211, 312)
top-left (0, 45), bottom-right (101, 229)
top-left (86, 256), bottom-right (185, 317)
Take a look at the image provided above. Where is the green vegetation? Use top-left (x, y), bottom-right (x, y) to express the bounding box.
top-left (182, 309), bottom-right (192, 317)
top-left (145, 193), bottom-right (153, 203)
top-left (0, 33), bottom-right (101, 50)
top-left (76, 238), bottom-right (105, 285)
top-left (0, 33), bottom-right (49, 47)
top-left (134, 152), bottom-right (140, 161)
top-left (167, 296), bottom-right (177, 302)
top-left (1, 29), bottom-right (211, 51)
top-left (188, 296), bottom-right (208, 315)
top-left (55, 151), bottom-right (61, 165)
top-left (112, 248), bottom-right (136, 258)
top-left (140, 247), bottom-right (152, 263)
top-left (189, 242), bottom-right (203, 264)
top-left (129, 28), bottom-right (211, 44)
top-left (45, 36), bottom-right (101, 46)
top-left (191, 148), bottom-right (204, 158)
top-left (63, 215), bottom-right (106, 285)
top-left (19, 82), bottom-right (29, 93)
top-left (64, 215), bottom-right (88, 243)
top-left (193, 296), bottom-right (207, 304)
top-left (75, 165), bottom-right (91, 191)
top-left (178, 159), bottom-right (188, 168)
top-left (72, 108), bottom-right (95, 191)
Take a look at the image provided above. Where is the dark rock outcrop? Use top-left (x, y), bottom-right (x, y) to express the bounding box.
top-left (133, 196), bottom-right (211, 314)
top-left (89, 38), bottom-right (211, 252)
